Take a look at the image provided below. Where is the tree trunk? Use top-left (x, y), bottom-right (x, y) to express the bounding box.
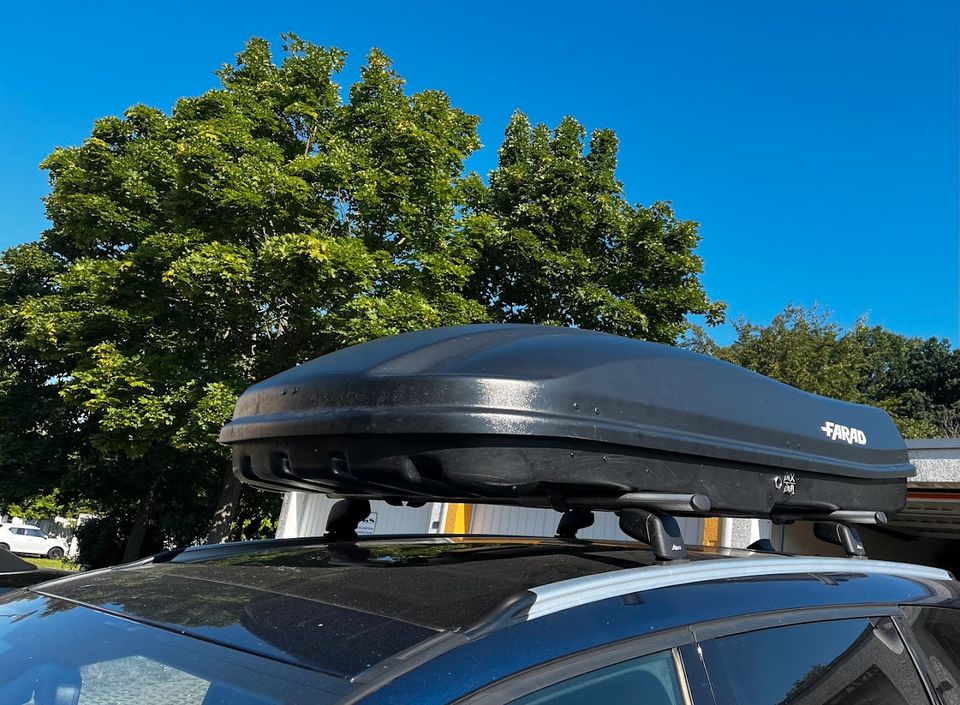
top-left (122, 499), bottom-right (152, 563)
top-left (206, 465), bottom-right (243, 544)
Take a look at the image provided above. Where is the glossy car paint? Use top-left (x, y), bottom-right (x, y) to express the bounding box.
top-left (4, 537), bottom-right (957, 704)
top-left (0, 591), bottom-right (351, 704)
top-left (355, 570), bottom-right (960, 705)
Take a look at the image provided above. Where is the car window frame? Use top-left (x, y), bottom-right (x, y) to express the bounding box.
top-left (450, 604), bottom-right (935, 705)
top-left (893, 608), bottom-right (960, 705)
top-left (693, 607), bottom-right (940, 705)
top-left (451, 626), bottom-right (702, 705)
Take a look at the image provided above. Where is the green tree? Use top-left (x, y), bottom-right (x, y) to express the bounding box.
top-left (7, 35), bottom-right (487, 560)
top-left (0, 244), bottom-right (72, 508)
top-left (1, 35), bottom-right (725, 561)
top-left (462, 112), bottom-right (724, 342)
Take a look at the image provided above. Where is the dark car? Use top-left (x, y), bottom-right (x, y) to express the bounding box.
top-left (1, 536), bottom-right (957, 704)
top-left (0, 545), bottom-right (71, 595)
top-left (3, 325), bottom-right (956, 704)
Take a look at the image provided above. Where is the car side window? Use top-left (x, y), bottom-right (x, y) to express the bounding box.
top-left (26, 529), bottom-right (43, 538)
top-left (699, 617), bottom-right (930, 705)
top-left (506, 649), bottom-right (686, 705)
top-left (902, 606), bottom-right (960, 705)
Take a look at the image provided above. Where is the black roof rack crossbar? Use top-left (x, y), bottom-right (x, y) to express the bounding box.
top-left (772, 510), bottom-right (888, 525)
top-left (563, 492), bottom-right (712, 514)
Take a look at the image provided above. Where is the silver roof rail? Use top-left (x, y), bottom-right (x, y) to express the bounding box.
top-left (526, 556), bottom-right (953, 621)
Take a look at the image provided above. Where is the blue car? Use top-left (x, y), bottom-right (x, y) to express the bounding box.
top-left (1, 535), bottom-right (957, 704)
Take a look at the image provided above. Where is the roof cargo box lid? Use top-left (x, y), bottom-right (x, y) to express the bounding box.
top-left (220, 325), bottom-right (914, 517)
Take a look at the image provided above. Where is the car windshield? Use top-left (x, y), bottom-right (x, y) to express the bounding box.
top-left (0, 592), bottom-right (349, 705)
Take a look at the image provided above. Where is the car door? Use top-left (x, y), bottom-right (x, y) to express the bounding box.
top-left (695, 613), bottom-right (936, 705)
top-left (6, 528), bottom-right (29, 554)
top-left (32, 528), bottom-right (57, 553)
top-left (20, 528), bottom-right (46, 555)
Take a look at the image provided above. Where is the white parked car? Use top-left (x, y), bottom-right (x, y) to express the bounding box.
top-left (0, 524), bottom-right (67, 559)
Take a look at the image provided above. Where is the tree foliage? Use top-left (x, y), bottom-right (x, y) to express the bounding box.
top-left (0, 35), bottom-right (723, 561)
top-left (0, 243), bottom-right (73, 506)
top-left (463, 112), bottom-right (723, 342)
top-left (852, 324), bottom-right (960, 437)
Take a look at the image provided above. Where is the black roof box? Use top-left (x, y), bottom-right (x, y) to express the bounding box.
top-left (220, 325), bottom-right (913, 519)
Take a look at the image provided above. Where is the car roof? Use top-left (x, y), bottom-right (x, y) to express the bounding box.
top-left (30, 536), bottom-right (956, 681)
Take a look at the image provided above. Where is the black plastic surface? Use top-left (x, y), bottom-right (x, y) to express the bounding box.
top-left (325, 499), bottom-right (372, 540)
top-left (220, 324), bottom-right (914, 518)
top-left (0, 546), bottom-right (34, 573)
top-left (619, 509), bottom-right (688, 561)
top-left (814, 521), bottom-right (867, 558)
top-left (556, 510), bottom-right (594, 539)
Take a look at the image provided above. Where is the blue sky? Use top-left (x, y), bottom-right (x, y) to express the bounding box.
top-left (1, 1), bottom-right (957, 344)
